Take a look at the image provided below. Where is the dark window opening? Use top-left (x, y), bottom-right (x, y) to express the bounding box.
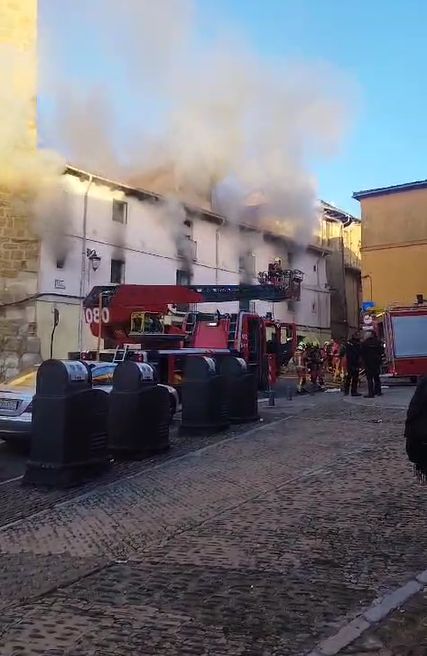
top-left (183, 219), bottom-right (192, 237)
top-left (56, 257), bottom-right (65, 269)
top-left (176, 269), bottom-right (191, 286)
top-left (176, 269), bottom-right (192, 312)
top-left (112, 199), bottom-right (128, 224)
top-left (239, 253), bottom-right (256, 275)
top-left (111, 259), bottom-right (125, 284)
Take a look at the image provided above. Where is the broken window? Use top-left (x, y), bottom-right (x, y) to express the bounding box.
top-left (110, 259), bottom-right (125, 284)
top-left (112, 199), bottom-right (128, 224)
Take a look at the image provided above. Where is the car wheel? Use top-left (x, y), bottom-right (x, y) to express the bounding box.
top-left (0, 438), bottom-right (29, 454)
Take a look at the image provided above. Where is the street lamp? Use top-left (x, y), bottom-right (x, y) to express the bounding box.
top-left (86, 248), bottom-right (101, 272)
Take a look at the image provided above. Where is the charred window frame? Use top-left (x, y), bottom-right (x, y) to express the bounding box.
top-left (110, 259), bottom-right (125, 284)
top-left (176, 269), bottom-right (192, 312)
top-left (112, 199), bottom-right (128, 224)
top-left (183, 219), bottom-right (193, 237)
top-left (176, 269), bottom-right (191, 286)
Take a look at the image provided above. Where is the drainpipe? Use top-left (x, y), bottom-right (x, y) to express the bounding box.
top-left (340, 222), bottom-right (349, 339)
top-left (315, 253), bottom-right (322, 340)
top-left (78, 174), bottom-right (93, 352)
top-left (215, 218), bottom-right (225, 285)
top-left (316, 249), bottom-right (330, 341)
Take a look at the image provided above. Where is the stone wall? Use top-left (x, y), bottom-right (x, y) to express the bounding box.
top-left (0, 0), bottom-right (41, 379)
top-left (0, 194), bottom-right (41, 379)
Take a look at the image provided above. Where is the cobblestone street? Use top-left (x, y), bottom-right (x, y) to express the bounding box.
top-left (0, 391), bottom-right (423, 655)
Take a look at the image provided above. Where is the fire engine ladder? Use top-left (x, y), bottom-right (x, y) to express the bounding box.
top-left (113, 345), bottom-right (129, 362)
top-left (228, 313), bottom-right (238, 348)
top-left (184, 313), bottom-right (197, 336)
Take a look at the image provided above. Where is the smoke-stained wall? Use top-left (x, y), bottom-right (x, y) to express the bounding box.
top-left (35, 170), bottom-right (333, 359)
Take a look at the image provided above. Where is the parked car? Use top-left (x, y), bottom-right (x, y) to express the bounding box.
top-left (0, 363), bottom-right (179, 447)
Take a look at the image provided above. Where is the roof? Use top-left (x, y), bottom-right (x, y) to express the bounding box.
top-left (353, 179), bottom-right (427, 200)
top-left (320, 200), bottom-right (359, 225)
top-left (63, 165), bottom-right (343, 253)
top-left (65, 165), bottom-right (225, 225)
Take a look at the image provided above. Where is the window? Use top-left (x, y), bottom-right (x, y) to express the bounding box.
top-left (56, 256), bottom-right (65, 269)
top-left (177, 220), bottom-right (197, 261)
top-left (239, 253), bottom-right (256, 276)
top-left (392, 315), bottom-right (427, 357)
top-left (312, 301), bottom-right (317, 313)
top-left (313, 264), bottom-right (317, 272)
top-left (110, 259), bottom-right (125, 284)
top-left (112, 199), bottom-right (128, 224)
top-left (176, 269), bottom-right (191, 286)
top-left (176, 269), bottom-right (192, 311)
top-left (183, 219), bottom-right (192, 237)
top-left (92, 365), bottom-right (115, 386)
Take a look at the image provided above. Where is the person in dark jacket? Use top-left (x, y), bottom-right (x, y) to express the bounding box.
top-left (342, 332), bottom-right (361, 396)
top-left (361, 332), bottom-right (383, 398)
top-left (405, 377), bottom-right (427, 482)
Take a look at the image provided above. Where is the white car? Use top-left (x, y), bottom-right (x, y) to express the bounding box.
top-left (0, 363), bottom-right (179, 447)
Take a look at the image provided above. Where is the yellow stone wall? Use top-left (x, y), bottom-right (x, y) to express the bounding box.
top-left (0, 0), bottom-right (40, 378)
top-left (0, 0), bottom-right (38, 280)
top-left (359, 188), bottom-right (427, 308)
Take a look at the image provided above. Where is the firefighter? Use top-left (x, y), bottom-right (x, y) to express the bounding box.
top-left (293, 343), bottom-right (307, 393)
top-left (361, 331), bottom-right (383, 398)
top-left (343, 332), bottom-right (362, 397)
top-left (324, 341), bottom-right (333, 373)
top-left (332, 339), bottom-right (343, 382)
top-left (306, 340), bottom-right (323, 387)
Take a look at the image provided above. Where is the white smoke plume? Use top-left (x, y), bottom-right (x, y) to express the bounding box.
top-left (40, 0), bottom-right (355, 249)
top-left (0, 45), bottom-right (63, 195)
top-left (0, 44), bottom-right (68, 265)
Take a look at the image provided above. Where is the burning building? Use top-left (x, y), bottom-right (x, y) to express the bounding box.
top-left (0, 0), bottom-right (360, 373)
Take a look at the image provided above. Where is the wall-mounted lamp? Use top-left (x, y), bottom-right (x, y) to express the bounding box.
top-left (86, 248), bottom-right (101, 272)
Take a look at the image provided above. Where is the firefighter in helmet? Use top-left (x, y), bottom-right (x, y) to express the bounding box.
top-left (306, 339), bottom-right (323, 387)
top-left (293, 342), bottom-right (307, 393)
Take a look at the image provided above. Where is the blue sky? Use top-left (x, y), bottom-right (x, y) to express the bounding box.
top-left (40, 0), bottom-right (427, 216)
top-left (208, 0), bottom-right (427, 215)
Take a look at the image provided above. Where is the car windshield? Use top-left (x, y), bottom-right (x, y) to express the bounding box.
top-left (92, 365), bottom-right (115, 385)
top-left (2, 364), bottom-right (115, 389)
top-left (4, 369), bottom-right (37, 389)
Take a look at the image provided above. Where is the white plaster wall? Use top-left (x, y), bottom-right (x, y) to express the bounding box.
top-left (36, 173), bottom-right (331, 356)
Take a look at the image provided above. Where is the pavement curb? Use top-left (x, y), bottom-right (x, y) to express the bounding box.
top-left (307, 576), bottom-right (425, 655)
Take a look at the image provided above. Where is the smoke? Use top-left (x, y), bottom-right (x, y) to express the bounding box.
top-left (32, 184), bottom-right (72, 264)
top-left (149, 198), bottom-right (194, 276)
top-left (0, 44), bottom-right (67, 262)
top-left (39, 0), bottom-right (355, 252)
top-left (0, 45), bottom-right (64, 192)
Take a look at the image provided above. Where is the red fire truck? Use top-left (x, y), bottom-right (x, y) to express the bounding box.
top-left (81, 268), bottom-right (303, 390)
top-left (369, 303), bottom-right (427, 380)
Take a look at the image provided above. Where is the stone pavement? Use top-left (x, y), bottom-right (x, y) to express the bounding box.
top-left (0, 393), bottom-right (423, 655)
top-left (341, 586), bottom-right (427, 655)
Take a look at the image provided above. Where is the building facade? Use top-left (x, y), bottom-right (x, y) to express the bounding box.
top-left (0, 0), bottom-right (362, 376)
top-left (323, 202), bottom-right (361, 340)
top-left (34, 167), bottom-right (333, 361)
top-left (354, 180), bottom-right (427, 310)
